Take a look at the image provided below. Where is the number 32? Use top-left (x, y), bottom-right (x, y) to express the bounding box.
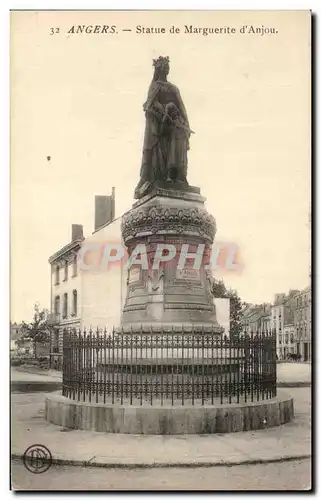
top-left (50, 27), bottom-right (60, 35)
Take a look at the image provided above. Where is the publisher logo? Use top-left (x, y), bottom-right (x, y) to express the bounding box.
top-left (22, 444), bottom-right (52, 474)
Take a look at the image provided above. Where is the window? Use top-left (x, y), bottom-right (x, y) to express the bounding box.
top-left (63, 261), bottom-right (68, 281)
top-left (285, 334), bottom-right (289, 344)
top-left (54, 295), bottom-right (60, 315)
top-left (72, 255), bottom-right (78, 277)
top-left (63, 293), bottom-right (68, 319)
top-left (72, 290), bottom-right (77, 317)
top-left (55, 265), bottom-right (60, 285)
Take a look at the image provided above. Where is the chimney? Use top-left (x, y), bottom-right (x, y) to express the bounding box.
top-left (95, 195), bottom-right (111, 232)
top-left (71, 224), bottom-right (84, 241)
top-left (94, 188), bottom-right (116, 232)
top-left (111, 186), bottom-right (115, 220)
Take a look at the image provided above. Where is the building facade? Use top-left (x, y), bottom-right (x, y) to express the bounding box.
top-left (48, 225), bottom-right (84, 369)
top-left (254, 287), bottom-right (311, 361)
top-left (282, 323), bottom-right (296, 357)
top-left (48, 189), bottom-right (116, 369)
top-left (293, 286), bottom-right (311, 361)
top-left (80, 215), bottom-right (126, 331)
top-left (241, 303), bottom-right (272, 335)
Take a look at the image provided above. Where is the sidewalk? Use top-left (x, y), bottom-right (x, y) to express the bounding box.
top-left (277, 363), bottom-right (311, 387)
top-left (11, 387), bottom-right (311, 468)
top-left (11, 369), bottom-right (62, 382)
top-left (11, 368), bottom-right (62, 393)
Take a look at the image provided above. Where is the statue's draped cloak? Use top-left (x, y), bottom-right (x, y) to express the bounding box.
top-left (135, 79), bottom-right (190, 198)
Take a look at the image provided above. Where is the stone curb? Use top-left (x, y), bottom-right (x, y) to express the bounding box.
top-left (277, 382), bottom-right (311, 388)
top-left (11, 453), bottom-right (311, 469)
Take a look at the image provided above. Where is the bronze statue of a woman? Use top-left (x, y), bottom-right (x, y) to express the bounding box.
top-left (134, 56), bottom-right (193, 199)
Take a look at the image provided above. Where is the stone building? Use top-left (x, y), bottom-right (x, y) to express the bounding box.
top-left (233, 284), bottom-right (311, 360)
top-left (293, 285), bottom-right (311, 361)
top-left (80, 214), bottom-right (126, 331)
top-left (267, 288), bottom-right (310, 360)
top-left (241, 303), bottom-right (271, 335)
top-left (10, 322), bottom-right (26, 354)
top-left (271, 290), bottom-right (298, 359)
top-left (48, 224), bottom-right (84, 369)
top-left (282, 323), bottom-right (296, 357)
top-left (48, 190), bottom-right (116, 369)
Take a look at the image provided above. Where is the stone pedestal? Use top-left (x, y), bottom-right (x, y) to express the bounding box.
top-left (45, 391), bottom-right (294, 434)
top-left (120, 185), bottom-right (223, 334)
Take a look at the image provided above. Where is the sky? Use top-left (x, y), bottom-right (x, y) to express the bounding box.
top-left (10, 10), bottom-right (311, 322)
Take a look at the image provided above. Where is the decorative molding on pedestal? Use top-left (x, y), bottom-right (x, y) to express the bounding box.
top-left (132, 184), bottom-right (204, 209)
top-left (122, 205), bottom-right (216, 245)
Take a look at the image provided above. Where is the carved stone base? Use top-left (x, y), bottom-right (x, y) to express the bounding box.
top-left (121, 187), bottom-right (223, 333)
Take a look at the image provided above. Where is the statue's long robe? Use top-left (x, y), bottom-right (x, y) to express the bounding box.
top-left (135, 79), bottom-right (190, 197)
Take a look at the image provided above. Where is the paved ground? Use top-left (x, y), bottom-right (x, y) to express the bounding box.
top-left (277, 363), bottom-right (311, 385)
top-left (11, 458), bottom-right (311, 491)
top-left (11, 369), bottom-right (62, 382)
top-left (11, 387), bottom-right (311, 468)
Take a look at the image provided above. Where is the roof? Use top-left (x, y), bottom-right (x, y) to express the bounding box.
top-left (48, 238), bottom-right (84, 264)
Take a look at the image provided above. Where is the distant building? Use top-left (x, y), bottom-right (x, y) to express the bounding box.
top-left (241, 303), bottom-right (271, 335)
top-left (10, 322), bottom-right (33, 356)
top-left (271, 294), bottom-right (289, 358)
top-left (271, 290), bottom-right (299, 359)
top-left (241, 286), bottom-right (311, 361)
top-left (10, 322), bottom-right (22, 352)
top-left (282, 323), bottom-right (296, 357)
top-left (269, 287), bottom-right (310, 360)
top-left (280, 290), bottom-right (299, 358)
top-left (293, 286), bottom-right (311, 361)
top-left (48, 223), bottom-right (84, 369)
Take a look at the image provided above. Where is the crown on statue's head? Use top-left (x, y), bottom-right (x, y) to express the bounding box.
top-left (152, 56), bottom-right (170, 68)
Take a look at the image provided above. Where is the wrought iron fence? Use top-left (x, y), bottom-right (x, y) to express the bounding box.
top-left (62, 327), bottom-right (276, 406)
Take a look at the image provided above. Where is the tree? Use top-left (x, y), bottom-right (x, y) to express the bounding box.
top-left (21, 303), bottom-right (50, 358)
top-left (211, 278), bottom-right (246, 339)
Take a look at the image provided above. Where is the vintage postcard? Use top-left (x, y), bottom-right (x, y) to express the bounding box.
top-left (10, 10), bottom-right (311, 491)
